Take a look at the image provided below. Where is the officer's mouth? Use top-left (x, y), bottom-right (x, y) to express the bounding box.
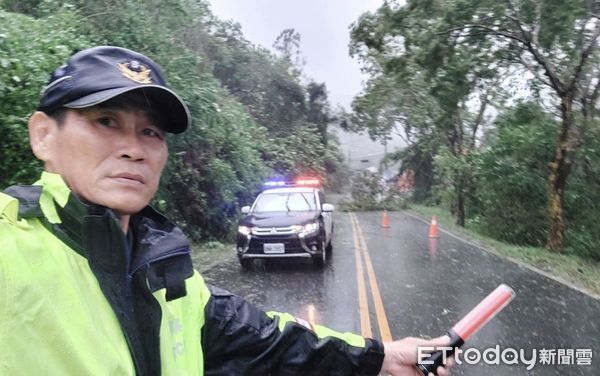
top-left (110, 173), bottom-right (146, 185)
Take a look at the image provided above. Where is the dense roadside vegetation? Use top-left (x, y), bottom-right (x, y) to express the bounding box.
top-left (349, 0), bottom-right (600, 263)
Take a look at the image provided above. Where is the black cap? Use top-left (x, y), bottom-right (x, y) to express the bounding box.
top-left (38, 46), bottom-right (190, 133)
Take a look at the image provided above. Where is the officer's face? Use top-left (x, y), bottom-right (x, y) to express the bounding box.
top-left (42, 107), bottom-right (168, 214)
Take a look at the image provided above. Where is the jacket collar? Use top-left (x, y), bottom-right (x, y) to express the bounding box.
top-left (4, 171), bottom-right (190, 272)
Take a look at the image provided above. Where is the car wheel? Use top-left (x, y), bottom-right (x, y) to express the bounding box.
top-left (240, 258), bottom-right (252, 270)
top-left (326, 223), bottom-right (334, 253)
top-left (313, 237), bottom-right (327, 267)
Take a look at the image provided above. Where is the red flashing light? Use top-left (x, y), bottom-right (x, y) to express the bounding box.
top-left (295, 178), bottom-right (321, 186)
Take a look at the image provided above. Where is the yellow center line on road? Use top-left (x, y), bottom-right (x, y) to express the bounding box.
top-left (350, 213), bottom-right (372, 338)
top-left (352, 213), bottom-right (393, 342)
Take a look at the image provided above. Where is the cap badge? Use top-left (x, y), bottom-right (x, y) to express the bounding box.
top-left (118, 60), bottom-right (152, 84)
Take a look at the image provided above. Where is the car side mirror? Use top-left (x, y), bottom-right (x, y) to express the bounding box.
top-left (322, 203), bottom-right (335, 212)
top-left (241, 206), bottom-right (251, 214)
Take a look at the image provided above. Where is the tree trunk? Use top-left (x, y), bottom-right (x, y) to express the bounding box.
top-left (455, 179), bottom-right (465, 226)
top-left (547, 94), bottom-right (574, 251)
top-left (453, 110), bottom-right (466, 226)
top-left (580, 78), bottom-right (600, 183)
top-left (412, 153), bottom-right (434, 202)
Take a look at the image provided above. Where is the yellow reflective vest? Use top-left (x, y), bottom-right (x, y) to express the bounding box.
top-left (0, 172), bottom-right (384, 375)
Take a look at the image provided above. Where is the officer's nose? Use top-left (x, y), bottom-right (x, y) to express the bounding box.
top-left (118, 129), bottom-right (146, 161)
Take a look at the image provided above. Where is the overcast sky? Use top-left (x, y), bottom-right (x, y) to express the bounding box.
top-left (206, 0), bottom-right (383, 110)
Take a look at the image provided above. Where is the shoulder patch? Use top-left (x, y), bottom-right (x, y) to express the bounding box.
top-left (3, 185), bottom-right (43, 218)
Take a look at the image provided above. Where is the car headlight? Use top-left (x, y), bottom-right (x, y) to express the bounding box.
top-left (238, 225), bottom-right (253, 236)
top-left (293, 222), bottom-right (319, 235)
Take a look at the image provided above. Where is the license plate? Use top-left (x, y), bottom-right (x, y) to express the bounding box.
top-left (264, 243), bottom-right (285, 254)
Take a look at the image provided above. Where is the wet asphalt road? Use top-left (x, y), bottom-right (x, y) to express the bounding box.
top-left (199, 210), bottom-right (600, 375)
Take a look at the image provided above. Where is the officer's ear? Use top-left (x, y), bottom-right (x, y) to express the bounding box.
top-left (28, 111), bottom-right (58, 162)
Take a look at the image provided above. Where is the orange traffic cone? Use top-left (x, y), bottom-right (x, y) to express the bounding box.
top-left (381, 209), bottom-right (390, 228)
top-left (428, 216), bottom-right (439, 238)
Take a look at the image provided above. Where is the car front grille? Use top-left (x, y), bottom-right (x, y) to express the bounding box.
top-left (253, 226), bottom-right (296, 235)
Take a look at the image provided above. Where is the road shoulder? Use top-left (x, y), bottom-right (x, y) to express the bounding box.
top-left (405, 208), bottom-right (600, 300)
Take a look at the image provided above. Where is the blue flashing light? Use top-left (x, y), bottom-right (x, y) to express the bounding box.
top-left (264, 180), bottom-right (288, 187)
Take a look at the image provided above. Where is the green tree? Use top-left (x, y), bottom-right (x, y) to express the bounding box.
top-left (349, 2), bottom-right (498, 225)
top-left (205, 22), bottom-right (307, 135)
top-left (350, 0), bottom-right (599, 250)
top-left (429, 0), bottom-right (599, 250)
top-left (307, 82), bottom-right (333, 146)
top-left (0, 8), bottom-right (91, 187)
top-left (272, 28), bottom-right (305, 75)
top-left (471, 103), bottom-right (556, 246)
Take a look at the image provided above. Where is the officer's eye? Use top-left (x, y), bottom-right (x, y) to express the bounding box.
top-left (97, 116), bottom-right (116, 127)
top-left (142, 128), bottom-right (164, 140)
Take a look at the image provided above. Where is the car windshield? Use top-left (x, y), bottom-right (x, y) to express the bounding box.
top-left (253, 192), bottom-right (317, 212)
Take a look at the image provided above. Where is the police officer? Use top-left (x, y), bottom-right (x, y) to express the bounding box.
top-left (0, 46), bottom-right (452, 375)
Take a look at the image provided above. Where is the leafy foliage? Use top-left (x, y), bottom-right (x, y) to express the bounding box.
top-left (0, 8), bottom-right (91, 186)
top-left (349, 0), bottom-right (599, 257)
top-left (341, 170), bottom-right (406, 212)
top-left (470, 103), bottom-right (555, 246)
top-left (348, 170), bottom-right (386, 211)
top-left (564, 115), bottom-right (600, 260)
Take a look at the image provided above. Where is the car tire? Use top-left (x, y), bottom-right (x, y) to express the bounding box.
top-left (326, 222), bottom-right (334, 253)
top-left (312, 236), bottom-right (327, 267)
top-left (240, 258), bottom-right (252, 270)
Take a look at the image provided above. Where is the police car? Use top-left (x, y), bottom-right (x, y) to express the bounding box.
top-left (236, 178), bottom-right (334, 268)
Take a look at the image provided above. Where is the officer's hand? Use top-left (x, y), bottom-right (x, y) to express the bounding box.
top-left (380, 335), bottom-right (454, 376)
